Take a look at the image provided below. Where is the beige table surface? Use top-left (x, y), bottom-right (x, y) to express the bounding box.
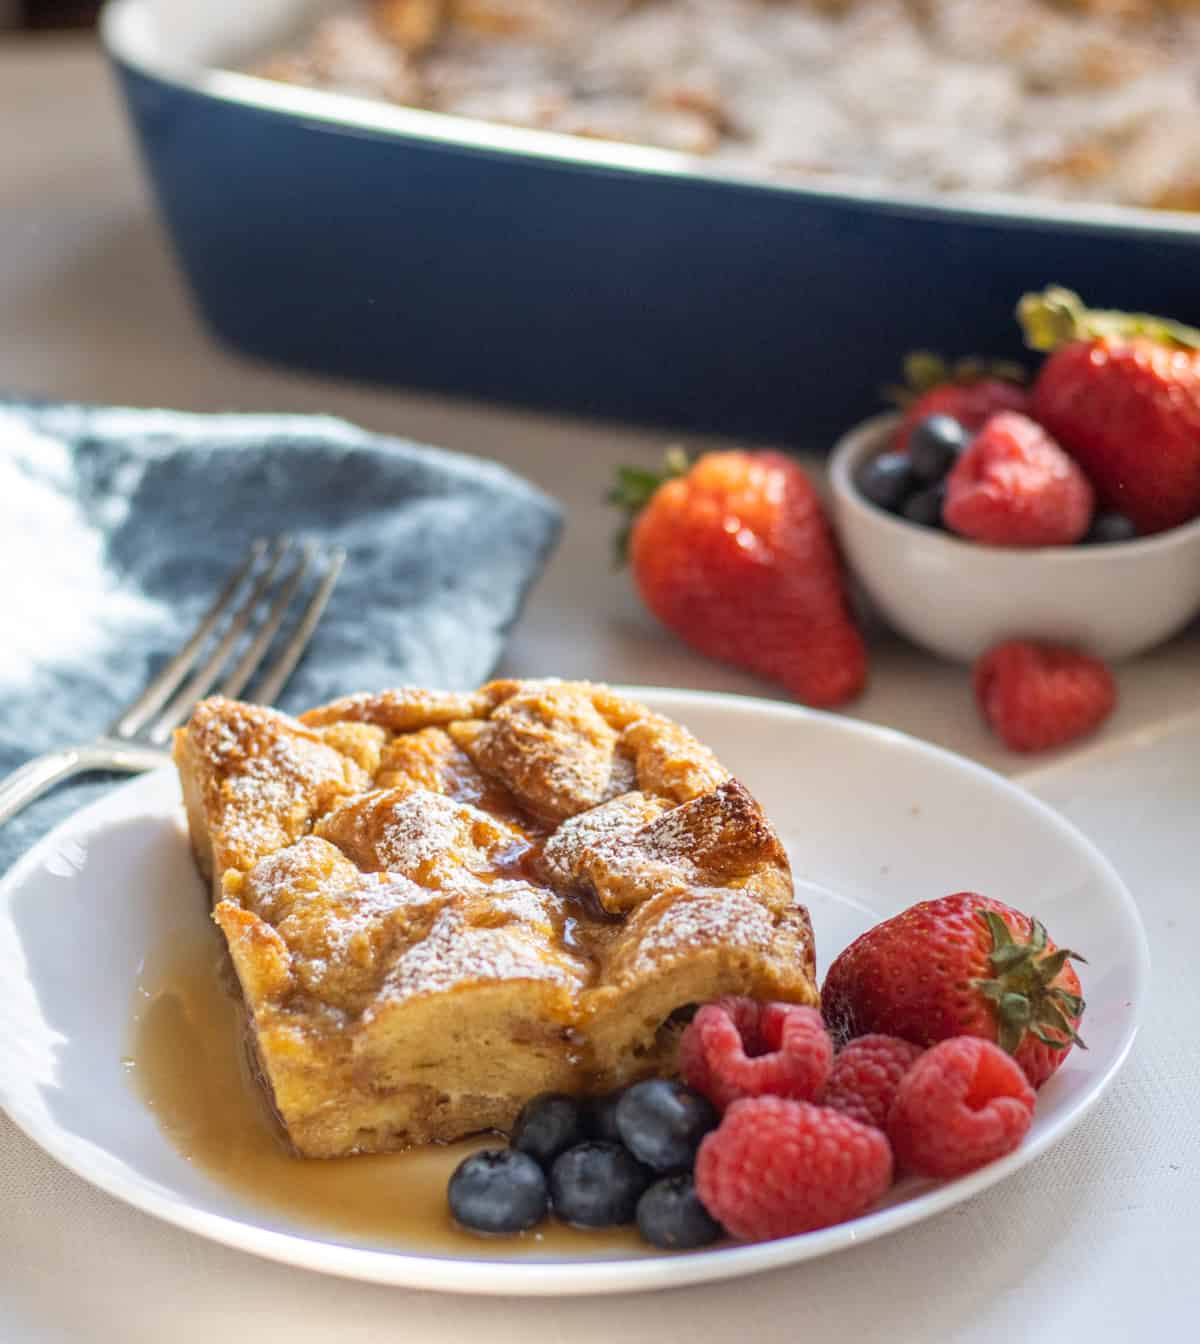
top-left (1, 34), bottom-right (1197, 1344)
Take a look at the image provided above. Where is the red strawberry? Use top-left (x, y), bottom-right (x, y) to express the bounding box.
top-left (890, 352), bottom-right (1030, 455)
top-left (611, 451), bottom-right (867, 707)
top-left (821, 894), bottom-right (1086, 1089)
top-left (974, 640), bottom-right (1116, 753)
top-left (943, 412), bottom-right (1094, 546)
top-left (1019, 285), bottom-right (1200, 534)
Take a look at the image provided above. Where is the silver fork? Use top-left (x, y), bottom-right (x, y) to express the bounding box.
top-left (0, 536), bottom-right (344, 828)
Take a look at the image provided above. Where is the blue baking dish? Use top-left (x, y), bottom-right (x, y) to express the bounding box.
top-left (102, 0), bottom-right (1200, 445)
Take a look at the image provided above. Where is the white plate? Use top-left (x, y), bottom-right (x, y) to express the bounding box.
top-left (0, 689), bottom-right (1147, 1296)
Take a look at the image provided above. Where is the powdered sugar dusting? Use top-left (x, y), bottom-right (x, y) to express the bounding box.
top-left (460, 682), bottom-right (632, 821)
top-left (622, 714), bottom-right (729, 803)
top-left (316, 786), bottom-right (526, 889)
top-left (198, 678), bottom-right (807, 1047)
top-left (601, 886), bottom-right (779, 985)
top-left (247, 0), bottom-right (1200, 208)
top-left (191, 700), bottom-right (362, 874)
top-left (374, 876), bottom-right (589, 1008)
top-left (542, 779), bottom-right (780, 914)
top-left (639, 789), bottom-right (723, 857)
top-left (238, 835), bottom-right (452, 1011)
top-left (374, 790), bottom-right (479, 872)
top-left (637, 777), bottom-right (771, 872)
top-left (541, 791), bottom-right (669, 887)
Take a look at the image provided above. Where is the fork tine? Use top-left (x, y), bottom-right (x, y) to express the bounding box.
top-left (250, 545), bottom-right (345, 707)
top-left (109, 538), bottom-right (267, 739)
top-left (217, 542), bottom-right (315, 701)
top-left (144, 538), bottom-right (291, 744)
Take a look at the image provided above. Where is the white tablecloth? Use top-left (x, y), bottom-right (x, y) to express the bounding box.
top-left (1, 35), bottom-right (1197, 1342)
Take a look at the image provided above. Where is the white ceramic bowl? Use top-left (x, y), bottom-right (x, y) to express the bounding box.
top-left (829, 413), bottom-right (1200, 664)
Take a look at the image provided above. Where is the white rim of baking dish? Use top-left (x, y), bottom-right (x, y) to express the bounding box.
top-left (100, 0), bottom-right (1200, 241)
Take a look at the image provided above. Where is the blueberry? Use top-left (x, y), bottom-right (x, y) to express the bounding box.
top-left (636, 1174), bottom-right (724, 1251)
top-left (448, 1148), bottom-right (548, 1235)
top-left (511, 1092), bottom-right (584, 1167)
top-left (1083, 511), bottom-right (1138, 545)
top-left (549, 1141), bottom-right (650, 1227)
top-left (902, 482), bottom-right (946, 530)
top-left (615, 1080), bottom-right (718, 1173)
top-left (855, 451), bottom-right (916, 512)
top-left (908, 415), bottom-right (969, 484)
top-left (581, 1090), bottom-right (625, 1144)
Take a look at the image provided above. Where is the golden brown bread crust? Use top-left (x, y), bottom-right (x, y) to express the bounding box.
top-left (173, 679), bottom-right (817, 1157)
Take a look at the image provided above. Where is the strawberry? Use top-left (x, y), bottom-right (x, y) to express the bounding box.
top-left (1019, 285), bottom-right (1200, 535)
top-left (944, 411), bottom-right (1094, 546)
top-left (611, 450), bottom-right (867, 707)
top-left (821, 894), bottom-right (1086, 1089)
top-left (888, 352), bottom-right (1030, 455)
top-left (974, 640), bottom-right (1116, 753)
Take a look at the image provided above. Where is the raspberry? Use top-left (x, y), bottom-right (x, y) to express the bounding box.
top-left (974, 640), bottom-right (1116, 753)
top-left (886, 1037), bottom-right (1036, 1179)
top-left (695, 1098), bottom-right (893, 1241)
top-left (679, 999), bottom-right (833, 1111)
top-left (678, 997), bottom-right (761, 1102)
top-left (943, 412), bottom-right (1094, 546)
top-left (822, 1035), bottom-right (924, 1129)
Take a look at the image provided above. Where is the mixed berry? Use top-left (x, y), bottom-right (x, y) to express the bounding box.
top-left (858, 406), bottom-right (1133, 547)
top-left (891, 356), bottom-right (1030, 457)
top-left (448, 1081), bottom-right (723, 1250)
top-left (857, 284), bottom-right (1200, 547)
top-left (610, 286), bottom-right (1198, 761)
top-left (856, 408), bottom-right (1124, 752)
top-left (449, 892), bottom-right (1082, 1251)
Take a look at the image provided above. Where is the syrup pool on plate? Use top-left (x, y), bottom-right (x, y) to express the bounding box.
top-left (124, 927), bottom-right (651, 1258)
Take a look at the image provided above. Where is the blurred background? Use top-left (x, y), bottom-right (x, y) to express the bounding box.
top-left (1, 1), bottom-right (102, 27)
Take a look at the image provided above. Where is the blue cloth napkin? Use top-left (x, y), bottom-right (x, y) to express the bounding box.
top-left (0, 401), bottom-right (561, 875)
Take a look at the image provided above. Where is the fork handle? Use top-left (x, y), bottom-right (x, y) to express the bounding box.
top-left (0, 742), bottom-right (170, 829)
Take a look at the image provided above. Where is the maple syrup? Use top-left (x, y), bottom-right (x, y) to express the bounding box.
top-left (126, 926), bottom-right (650, 1259)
